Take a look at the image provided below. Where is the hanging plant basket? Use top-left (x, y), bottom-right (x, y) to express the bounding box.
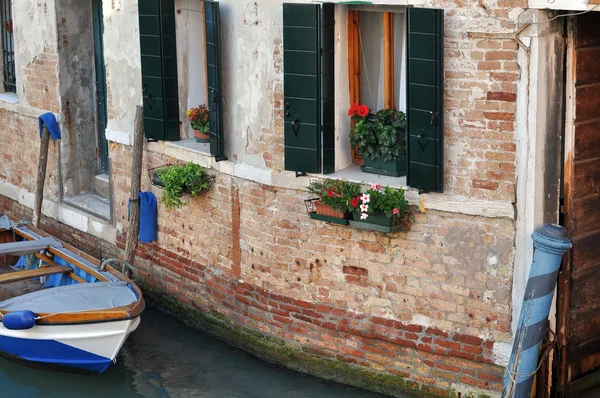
top-left (304, 198), bottom-right (350, 225)
top-left (349, 210), bottom-right (409, 233)
top-left (148, 163), bottom-right (214, 209)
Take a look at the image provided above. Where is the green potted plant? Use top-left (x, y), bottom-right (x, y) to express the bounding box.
top-left (348, 183), bottom-right (410, 232)
top-left (348, 103), bottom-right (407, 177)
top-left (186, 104), bottom-right (210, 143)
top-left (306, 179), bottom-right (362, 225)
top-left (151, 162), bottom-right (212, 209)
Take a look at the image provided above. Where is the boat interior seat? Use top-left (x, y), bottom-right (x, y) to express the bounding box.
top-left (0, 238), bottom-right (62, 257)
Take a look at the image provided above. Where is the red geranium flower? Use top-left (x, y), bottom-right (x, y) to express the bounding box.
top-left (350, 197), bottom-right (359, 208)
top-left (357, 105), bottom-right (369, 117)
top-left (327, 189), bottom-right (334, 197)
top-left (348, 102), bottom-right (359, 116)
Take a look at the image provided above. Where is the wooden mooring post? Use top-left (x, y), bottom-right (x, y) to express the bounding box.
top-left (124, 106), bottom-right (145, 265)
top-left (33, 126), bottom-right (51, 228)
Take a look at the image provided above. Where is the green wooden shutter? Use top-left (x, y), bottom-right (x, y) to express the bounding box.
top-left (283, 3), bottom-right (335, 174)
top-left (406, 7), bottom-right (444, 192)
top-left (205, 0), bottom-right (225, 161)
top-left (139, 0), bottom-right (180, 141)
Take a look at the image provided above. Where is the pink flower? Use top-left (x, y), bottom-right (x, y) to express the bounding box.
top-left (393, 208), bottom-right (399, 215)
top-left (360, 213), bottom-right (369, 220)
top-left (360, 193), bottom-right (370, 203)
top-left (370, 183), bottom-right (381, 191)
top-left (360, 204), bottom-right (369, 212)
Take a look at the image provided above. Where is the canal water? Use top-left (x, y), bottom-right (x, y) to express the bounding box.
top-left (0, 307), bottom-right (388, 397)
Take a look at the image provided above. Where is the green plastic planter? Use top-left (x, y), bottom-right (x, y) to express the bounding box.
top-left (349, 210), bottom-right (408, 233)
top-left (361, 157), bottom-right (406, 177)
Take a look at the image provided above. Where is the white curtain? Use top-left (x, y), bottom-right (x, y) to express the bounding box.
top-left (359, 12), bottom-right (406, 113)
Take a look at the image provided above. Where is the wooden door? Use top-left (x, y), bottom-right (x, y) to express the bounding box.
top-left (558, 11), bottom-right (600, 396)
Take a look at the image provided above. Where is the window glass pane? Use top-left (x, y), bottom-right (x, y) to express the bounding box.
top-left (359, 12), bottom-right (405, 112)
top-left (359, 11), bottom-right (383, 112)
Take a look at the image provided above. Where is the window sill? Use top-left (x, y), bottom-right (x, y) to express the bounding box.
top-left (324, 164), bottom-right (407, 189)
top-left (0, 92), bottom-right (18, 104)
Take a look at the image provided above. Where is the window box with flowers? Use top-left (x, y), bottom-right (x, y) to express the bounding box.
top-left (187, 104), bottom-right (211, 143)
top-left (348, 184), bottom-right (410, 233)
top-left (305, 179), bottom-right (362, 225)
top-left (348, 103), bottom-right (407, 177)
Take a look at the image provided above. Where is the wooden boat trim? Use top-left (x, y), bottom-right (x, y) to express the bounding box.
top-left (0, 266), bottom-right (72, 284)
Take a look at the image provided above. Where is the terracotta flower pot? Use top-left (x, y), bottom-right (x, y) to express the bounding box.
top-left (194, 129), bottom-right (210, 143)
top-left (314, 201), bottom-right (347, 219)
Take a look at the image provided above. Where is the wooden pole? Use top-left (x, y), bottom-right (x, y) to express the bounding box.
top-left (124, 106), bottom-right (144, 265)
top-left (383, 12), bottom-right (395, 111)
top-left (33, 127), bottom-right (51, 228)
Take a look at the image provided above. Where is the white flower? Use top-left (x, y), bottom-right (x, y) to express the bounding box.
top-left (360, 193), bottom-right (370, 203)
top-left (370, 183), bottom-right (381, 190)
top-left (360, 213), bottom-right (369, 220)
top-left (360, 204), bottom-right (369, 212)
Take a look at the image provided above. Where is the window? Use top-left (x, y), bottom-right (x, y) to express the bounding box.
top-left (348, 9), bottom-right (407, 165)
top-left (0, 0), bottom-right (15, 93)
top-left (138, 0), bottom-right (225, 161)
top-left (282, 4), bottom-right (444, 193)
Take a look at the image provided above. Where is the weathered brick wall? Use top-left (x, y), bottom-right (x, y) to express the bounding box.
top-left (20, 49), bottom-right (60, 113)
top-left (0, 110), bottom-right (60, 201)
top-left (101, 141), bottom-right (514, 395)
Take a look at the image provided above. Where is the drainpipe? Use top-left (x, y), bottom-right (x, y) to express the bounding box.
top-left (503, 224), bottom-right (572, 398)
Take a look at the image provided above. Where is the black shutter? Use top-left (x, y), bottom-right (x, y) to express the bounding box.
top-left (283, 3), bottom-right (335, 174)
top-left (406, 7), bottom-right (444, 192)
top-left (205, 0), bottom-right (225, 161)
top-left (139, 0), bottom-right (180, 141)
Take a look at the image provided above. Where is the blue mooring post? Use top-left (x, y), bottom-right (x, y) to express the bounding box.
top-left (502, 224), bottom-right (572, 397)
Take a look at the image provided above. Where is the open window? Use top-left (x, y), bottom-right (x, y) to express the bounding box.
top-left (0, 0), bottom-right (15, 94)
top-left (138, 0), bottom-right (225, 161)
top-left (282, 4), bottom-right (444, 193)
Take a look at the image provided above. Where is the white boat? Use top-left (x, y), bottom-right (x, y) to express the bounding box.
top-left (0, 214), bottom-right (145, 373)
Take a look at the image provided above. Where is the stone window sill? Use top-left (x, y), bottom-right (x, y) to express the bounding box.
top-left (321, 164), bottom-right (407, 190)
top-left (0, 92), bottom-right (18, 104)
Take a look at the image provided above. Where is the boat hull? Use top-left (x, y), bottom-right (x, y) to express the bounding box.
top-left (0, 317), bottom-right (140, 374)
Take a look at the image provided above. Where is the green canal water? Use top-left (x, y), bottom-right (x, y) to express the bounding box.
top-left (0, 307), bottom-right (388, 398)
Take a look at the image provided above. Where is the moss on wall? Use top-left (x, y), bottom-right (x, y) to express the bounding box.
top-left (140, 283), bottom-right (443, 398)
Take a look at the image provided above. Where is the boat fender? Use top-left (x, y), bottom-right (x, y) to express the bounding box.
top-left (2, 310), bottom-right (36, 330)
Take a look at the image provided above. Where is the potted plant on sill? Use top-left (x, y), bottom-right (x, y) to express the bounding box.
top-left (186, 104), bottom-right (210, 143)
top-left (151, 162), bottom-right (213, 209)
top-left (306, 178), bottom-right (362, 225)
top-left (348, 103), bottom-right (407, 177)
top-left (348, 183), bottom-right (410, 232)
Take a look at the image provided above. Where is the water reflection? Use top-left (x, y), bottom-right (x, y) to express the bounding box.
top-left (0, 307), bottom-right (388, 398)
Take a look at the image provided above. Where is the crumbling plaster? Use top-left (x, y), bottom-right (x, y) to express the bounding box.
top-left (13, 0), bottom-right (59, 106)
top-left (102, 0), bottom-right (143, 138)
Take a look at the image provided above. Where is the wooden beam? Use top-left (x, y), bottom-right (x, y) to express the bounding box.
top-left (33, 127), bottom-right (51, 228)
top-left (0, 266), bottom-right (71, 284)
top-left (34, 252), bottom-right (87, 283)
top-left (383, 12), bottom-right (394, 110)
top-left (125, 105), bottom-right (145, 265)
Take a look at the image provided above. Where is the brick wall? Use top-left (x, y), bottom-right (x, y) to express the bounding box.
top-left (0, 0), bottom-right (526, 396)
top-left (20, 49), bottom-right (60, 113)
top-left (92, 141), bottom-right (515, 395)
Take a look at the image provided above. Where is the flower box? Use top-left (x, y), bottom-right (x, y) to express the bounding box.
top-left (314, 200), bottom-right (348, 219)
top-left (361, 156), bottom-right (406, 177)
top-left (349, 210), bottom-right (409, 233)
top-left (304, 198), bottom-right (350, 225)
